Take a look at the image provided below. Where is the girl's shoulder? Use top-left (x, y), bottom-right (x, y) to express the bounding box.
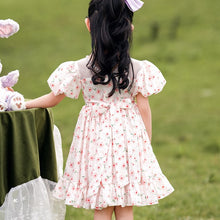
top-left (131, 58), bottom-right (166, 97)
top-left (47, 56), bottom-right (89, 99)
top-left (131, 58), bottom-right (161, 75)
top-left (57, 56), bottom-right (89, 71)
top-left (53, 56), bottom-right (90, 78)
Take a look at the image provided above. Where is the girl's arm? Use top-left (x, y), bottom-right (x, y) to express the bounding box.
top-left (25, 92), bottom-right (66, 109)
top-left (136, 93), bottom-right (152, 142)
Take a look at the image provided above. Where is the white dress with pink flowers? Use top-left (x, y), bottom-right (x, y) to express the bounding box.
top-left (48, 56), bottom-right (174, 210)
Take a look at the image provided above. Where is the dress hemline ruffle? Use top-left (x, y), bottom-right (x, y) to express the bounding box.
top-left (53, 173), bottom-right (174, 210)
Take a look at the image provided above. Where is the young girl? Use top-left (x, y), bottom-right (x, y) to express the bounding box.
top-left (26, 0), bottom-right (174, 219)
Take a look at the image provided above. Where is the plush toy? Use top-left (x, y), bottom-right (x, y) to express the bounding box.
top-left (0, 63), bottom-right (25, 112)
top-left (0, 19), bottom-right (19, 38)
top-left (0, 19), bottom-right (25, 112)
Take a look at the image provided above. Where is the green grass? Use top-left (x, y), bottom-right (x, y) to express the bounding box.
top-left (0, 0), bottom-right (220, 219)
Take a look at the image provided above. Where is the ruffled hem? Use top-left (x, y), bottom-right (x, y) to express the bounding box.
top-left (53, 173), bottom-right (174, 210)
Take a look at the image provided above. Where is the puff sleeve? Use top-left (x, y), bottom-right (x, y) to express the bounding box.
top-left (47, 61), bottom-right (81, 99)
top-left (134, 60), bottom-right (166, 97)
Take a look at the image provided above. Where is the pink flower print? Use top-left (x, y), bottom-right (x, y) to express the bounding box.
top-left (50, 59), bottom-right (174, 209)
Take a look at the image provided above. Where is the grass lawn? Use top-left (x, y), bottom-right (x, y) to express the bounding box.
top-left (0, 0), bottom-right (220, 219)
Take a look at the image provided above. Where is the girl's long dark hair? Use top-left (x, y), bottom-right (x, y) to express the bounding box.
top-left (87, 0), bottom-right (134, 97)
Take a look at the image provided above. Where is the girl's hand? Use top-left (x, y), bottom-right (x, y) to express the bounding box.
top-left (6, 87), bottom-right (14, 92)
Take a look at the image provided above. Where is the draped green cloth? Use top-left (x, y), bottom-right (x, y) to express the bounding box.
top-left (0, 108), bottom-right (58, 207)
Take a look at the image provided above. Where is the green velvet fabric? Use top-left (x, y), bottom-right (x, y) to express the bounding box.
top-left (0, 108), bottom-right (58, 206)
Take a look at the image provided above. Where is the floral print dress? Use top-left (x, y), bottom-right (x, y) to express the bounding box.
top-left (49, 56), bottom-right (174, 210)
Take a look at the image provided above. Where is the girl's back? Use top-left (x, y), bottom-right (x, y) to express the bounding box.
top-left (25, 0), bottom-right (174, 217)
top-left (49, 55), bottom-right (173, 210)
top-left (48, 56), bottom-right (166, 104)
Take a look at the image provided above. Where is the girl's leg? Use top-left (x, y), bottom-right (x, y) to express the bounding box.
top-left (114, 206), bottom-right (133, 220)
top-left (94, 206), bottom-right (114, 220)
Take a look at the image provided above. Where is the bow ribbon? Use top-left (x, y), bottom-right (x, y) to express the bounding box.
top-left (86, 99), bottom-right (133, 116)
top-left (85, 99), bottom-right (138, 194)
top-left (125, 0), bottom-right (144, 12)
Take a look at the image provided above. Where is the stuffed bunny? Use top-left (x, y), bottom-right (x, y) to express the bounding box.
top-left (0, 63), bottom-right (25, 111)
top-left (0, 19), bottom-right (19, 38)
top-left (0, 19), bottom-right (25, 112)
